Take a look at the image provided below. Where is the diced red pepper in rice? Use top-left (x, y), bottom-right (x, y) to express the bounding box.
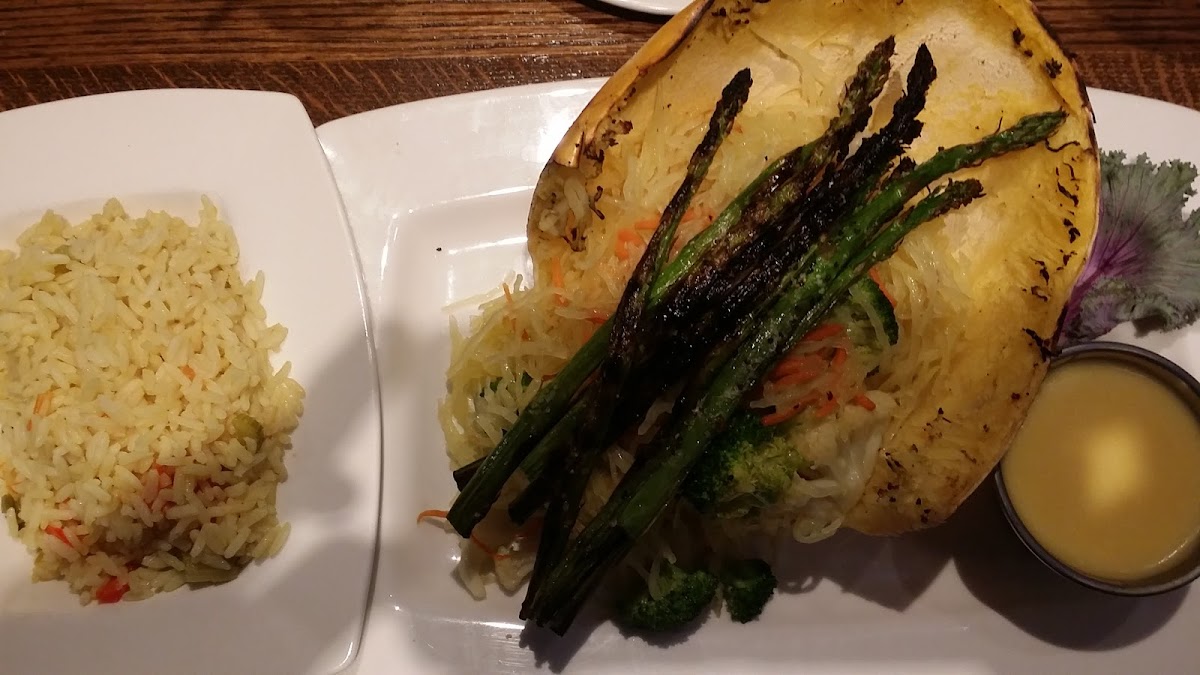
top-left (95, 576), bottom-right (129, 604)
top-left (44, 525), bottom-right (71, 547)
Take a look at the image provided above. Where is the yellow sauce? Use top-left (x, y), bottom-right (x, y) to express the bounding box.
top-left (1002, 358), bottom-right (1200, 583)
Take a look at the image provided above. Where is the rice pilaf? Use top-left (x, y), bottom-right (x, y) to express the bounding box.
top-left (0, 198), bottom-right (304, 604)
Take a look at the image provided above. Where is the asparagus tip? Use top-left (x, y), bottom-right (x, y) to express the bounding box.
top-left (726, 68), bottom-right (753, 101)
top-left (904, 178), bottom-right (986, 226)
top-left (911, 43), bottom-right (937, 92)
top-left (1010, 110), bottom-right (1068, 144)
top-left (875, 35), bottom-right (898, 59)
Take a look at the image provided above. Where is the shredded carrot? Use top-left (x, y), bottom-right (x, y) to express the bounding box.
top-left (470, 534), bottom-right (511, 560)
top-left (416, 509), bottom-right (510, 560)
top-left (521, 330), bottom-right (530, 341)
top-left (584, 312), bottom-right (608, 325)
top-left (802, 323), bottom-right (845, 342)
top-left (28, 391), bottom-right (52, 430)
top-left (180, 365), bottom-right (196, 381)
top-left (769, 355), bottom-right (826, 382)
top-left (153, 463), bottom-right (176, 478)
top-left (734, 121), bottom-right (745, 134)
top-left (550, 257), bottom-right (564, 289)
top-left (761, 406), bottom-right (802, 427)
top-left (682, 206), bottom-right (714, 224)
top-left (616, 229), bottom-right (645, 261)
top-left (851, 393), bottom-right (877, 411)
top-left (554, 293), bottom-right (568, 307)
top-left (761, 392), bottom-right (822, 426)
top-left (869, 267), bottom-right (897, 307)
top-left (45, 525), bottom-right (70, 547)
top-left (815, 395), bottom-right (839, 419)
top-left (831, 348), bottom-right (848, 371)
top-left (541, 373), bottom-right (557, 382)
top-left (502, 283), bottom-right (513, 305)
top-left (33, 392), bottom-right (51, 415)
top-left (774, 370), bottom-right (823, 389)
top-left (633, 216), bottom-right (660, 231)
top-left (416, 509), bottom-right (449, 523)
top-left (868, 266), bottom-right (884, 288)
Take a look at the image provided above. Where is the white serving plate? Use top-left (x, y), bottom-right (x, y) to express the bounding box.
top-left (596, 0), bottom-right (689, 17)
top-left (0, 90), bottom-right (382, 675)
top-left (318, 81), bottom-right (1200, 673)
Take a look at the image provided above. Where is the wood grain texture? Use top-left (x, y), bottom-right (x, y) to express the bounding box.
top-left (1, 0), bottom-right (1198, 125)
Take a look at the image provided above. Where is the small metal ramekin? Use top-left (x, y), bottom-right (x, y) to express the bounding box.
top-left (995, 340), bottom-right (1200, 596)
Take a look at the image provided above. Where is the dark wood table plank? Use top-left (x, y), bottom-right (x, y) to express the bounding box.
top-left (2, 0), bottom-right (1198, 125)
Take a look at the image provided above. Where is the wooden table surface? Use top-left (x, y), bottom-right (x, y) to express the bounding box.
top-left (2, 0), bottom-right (1199, 125)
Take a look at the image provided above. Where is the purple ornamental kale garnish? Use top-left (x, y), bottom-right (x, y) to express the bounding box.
top-left (1060, 151), bottom-right (1200, 346)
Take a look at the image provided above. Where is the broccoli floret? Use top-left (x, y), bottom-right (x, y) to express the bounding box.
top-left (720, 558), bottom-right (777, 623)
top-left (682, 412), bottom-right (810, 517)
top-left (682, 412), bottom-right (768, 513)
top-left (617, 561), bottom-right (718, 632)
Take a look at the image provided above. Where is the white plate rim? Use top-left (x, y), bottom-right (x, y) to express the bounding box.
top-left (595, 0), bottom-right (689, 17)
top-left (319, 80), bottom-right (1200, 674)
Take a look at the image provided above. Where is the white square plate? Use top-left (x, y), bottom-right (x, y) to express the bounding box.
top-left (598, 0), bottom-right (689, 17)
top-left (0, 90), bottom-right (381, 675)
top-left (319, 82), bottom-right (1200, 673)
